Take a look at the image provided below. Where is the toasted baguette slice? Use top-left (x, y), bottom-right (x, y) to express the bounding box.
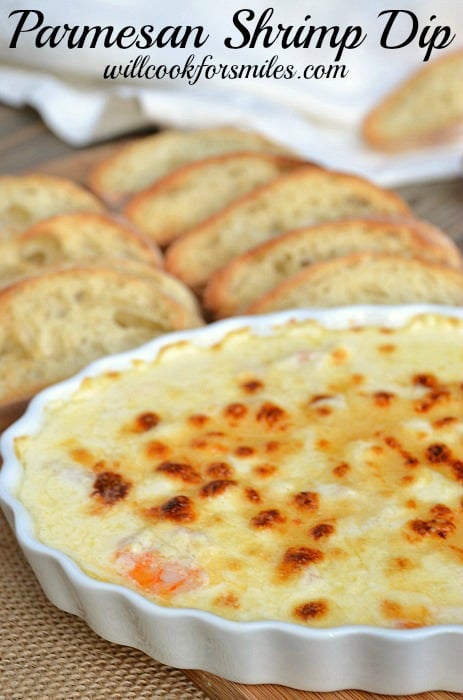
top-left (204, 218), bottom-right (462, 317)
top-left (124, 152), bottom-right (306, 245)
top-left (363, 49), bottom-right (463, 151)
top-left (0, 174), bottom-right (104, 240)
top-left (247, 253), bottom-right (463, 313)
top-left (165, 169), bottom-right (411, 290)
top-left (88, 128), bottom-right (293, 205)
top-left (0, 212), bottom-right (163, 287)
top-left (0, 265), bottom-right (203, 406)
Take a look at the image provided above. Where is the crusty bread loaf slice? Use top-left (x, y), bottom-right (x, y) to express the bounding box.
top-left (204, 218), bottom-right (463, 318)
top-left (0, 265), bottom-right (204, 406)
top-left (0, 173), bottom-right (104, 240)
top-left (164, 168), bottom-right (411, 290)
top-left (363, 49), bottom-right (463, 151)
top-left (124, 152), bottom-right (306, 246)
top-left (88, 128), bottom-right (293, 205)
top-left (247, 253), bottom-right (463, 313)
top-left (0, 212), bottom-right (163, 287)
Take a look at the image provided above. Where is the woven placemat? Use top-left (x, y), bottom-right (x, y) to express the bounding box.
top-left (0, 511), bottom-right (208, 700)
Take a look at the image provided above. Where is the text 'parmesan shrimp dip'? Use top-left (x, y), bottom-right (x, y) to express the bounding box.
top-left (15, 315), bottom-right (463, 628)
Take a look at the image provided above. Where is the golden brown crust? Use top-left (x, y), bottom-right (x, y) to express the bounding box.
top-left (164, 169), bottom-right (411, 291)
top-left (203, 217), bottom-right (462, 319)
top-left (363, 49), bottom-right (463, 151)
top-left (247, 252), bottom-right (463, 314)
top-left (123, 151), bottom-right (307, 246)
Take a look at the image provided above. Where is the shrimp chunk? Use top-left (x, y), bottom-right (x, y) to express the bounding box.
top-left (115, 549), bottom-right (206, 596)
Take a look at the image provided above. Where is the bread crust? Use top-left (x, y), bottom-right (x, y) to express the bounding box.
top-left (363, 49), bottom-right (463, 151)
top-left (88, 128), bottom-right (293, 206)
top-left (123, 151), bottom-right (306, 245)
top-left (247, 252), bottom-right (463, 313)
top-left (0, 173), bottom-right (104, 240)
top-left (204, 218), bottom-right (462, 318)
top-left (164, 168), bottom-right (411, 291)
top-left (0, 265), bottom-right (203, 407)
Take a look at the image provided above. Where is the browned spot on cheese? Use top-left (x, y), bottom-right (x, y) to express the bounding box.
top-left (409, 515), bottom-right (455, 539)
top-left (241, 379), bottom-right (263, 393)
top-left (253, 463), bottom-right (277, 477)
top-left (265, 440), bottom-right (280, 453)
top-left (251, 509), bottom-right (286, 528)
top-left (190, 436), bottom-right (227, 453)
top-left (234, 445), bottom-right (255, 457)
top-left (244, 487), bottom-right (261, 503)
top-left (224, 403), bottom-right (248, 420)
top-left (148, 495), bottom-right (195, 522)
top-left (317, 407), bottom-right (332, 416)
top-left (406, 499), bottom-right (417, 509)
top-left (333, 462), bottom-right (350, 477)
top-left (331, 347), bottom-right (348, 363)
top-left (378, 343), bottom-right (396, 353)
top-left (316, 439), bottom-right (330, 449)
top-left (187, 414), bottom-right (209, 427)
top-left (92, 471), bottom-right (131, 505)
top-left (256, 402), bottom-right (287, 427)
top-left (433, 416), bottom-right (457, 429)
top-left (352, 373), bottom-right (364, 385)
top-left (430, 503), bottom-right (453, 517)
top-left (156, 461), bottom-right (201, 484)
top-left (425, 443), bottom-right (451, 463)
top-left (145, 440), bottom-right (169, 458)
top-left (453, 461), bottom-right (463, 481)
top-left (134, 412), bottom-right (160, 432)
top-left (381, 599), bottom-right (405, 619)
top-left (206, 461), bottom-right (233, 478)
top-left (214, 592), bottom-right (240, 609)
top-left (309, 394), bottom-right (332, 405)
top-left (294, 599), bottom-right (328, 621)
top-left (414, 389), bottom-right (450, 414)
top-left (279, 546), bottom-right (323, 576)
top-left (71, 448), bottom-right (93, 466)
top-left (310, 523), bottom-right (335, 540)
top-left (373, 391), bottom-right (394, 406)
top-left (384, 436), bottom-right (418, 467)
top-left (413, 373), bottom-right (438, 388)
top-left (293, 491), bottom-right (319, 510)
top-left (389, 556), bottom-right (414, 572)
top-left (200, 479), bottom-right (237, 497)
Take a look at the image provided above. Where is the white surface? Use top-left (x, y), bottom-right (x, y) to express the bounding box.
top-left (2, 304), bottom-right (463, 693)
top-left (0, 0), bottom-right (462, 185)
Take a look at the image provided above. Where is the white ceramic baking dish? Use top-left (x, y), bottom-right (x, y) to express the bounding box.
top-left (2, 304), bottom-right (463, 694)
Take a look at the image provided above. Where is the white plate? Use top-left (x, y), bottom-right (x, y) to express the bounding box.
top-left (2, 304), bottom-right (463, 694)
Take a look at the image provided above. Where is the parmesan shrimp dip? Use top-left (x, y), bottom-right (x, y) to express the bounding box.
top-left (15, 314), bottom-right (463, 628)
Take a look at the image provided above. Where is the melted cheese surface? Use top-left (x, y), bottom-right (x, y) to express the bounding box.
top-left (16, 315), bottom-right (463, 628)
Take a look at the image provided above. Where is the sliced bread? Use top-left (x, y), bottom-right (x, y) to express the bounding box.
top-left (363, 49), bottom-right (463, 151)
top-left (123, 152), bottom-right (306, 246)
top-left (164, 168), bottom-right (411, 290)
top-left (0, 212), bottom-right (163, 288)
top-left (88, 127), bottom-right (293, 205)
top-left (204, 218), bottom-right (462, 318)
top-left (0, 173), bottom-right (104, 240)
top-left (247, 253), bottom-right (463, 313)
top-left (0, 265), bottom-right (204, 406)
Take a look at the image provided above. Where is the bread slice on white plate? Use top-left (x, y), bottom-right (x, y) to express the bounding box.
top-left (88, 128), bottom-right (293, 206)
top-left (0, 212), bottom-right (163, 288)
top-left (0, 173), bottom-right (104, 241)
top-left (204, 218), bottom-right (462, 318)
top-left (363, 49), bottom-right (463, 151)
top-left (247, 252), bottom-right (463, 313)
top-left (0, 265), bottom-right (204, 406)
top-left (124, 152), bottom-right (306, 246)
top-left (164, 168), bottom-right (411, 291)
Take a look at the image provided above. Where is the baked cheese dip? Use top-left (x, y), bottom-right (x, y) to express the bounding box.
top-left (15, 314), bottom-right (463, 628)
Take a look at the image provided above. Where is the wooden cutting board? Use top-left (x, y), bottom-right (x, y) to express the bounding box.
top-left (2, 140), bottom-right (463, 700)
